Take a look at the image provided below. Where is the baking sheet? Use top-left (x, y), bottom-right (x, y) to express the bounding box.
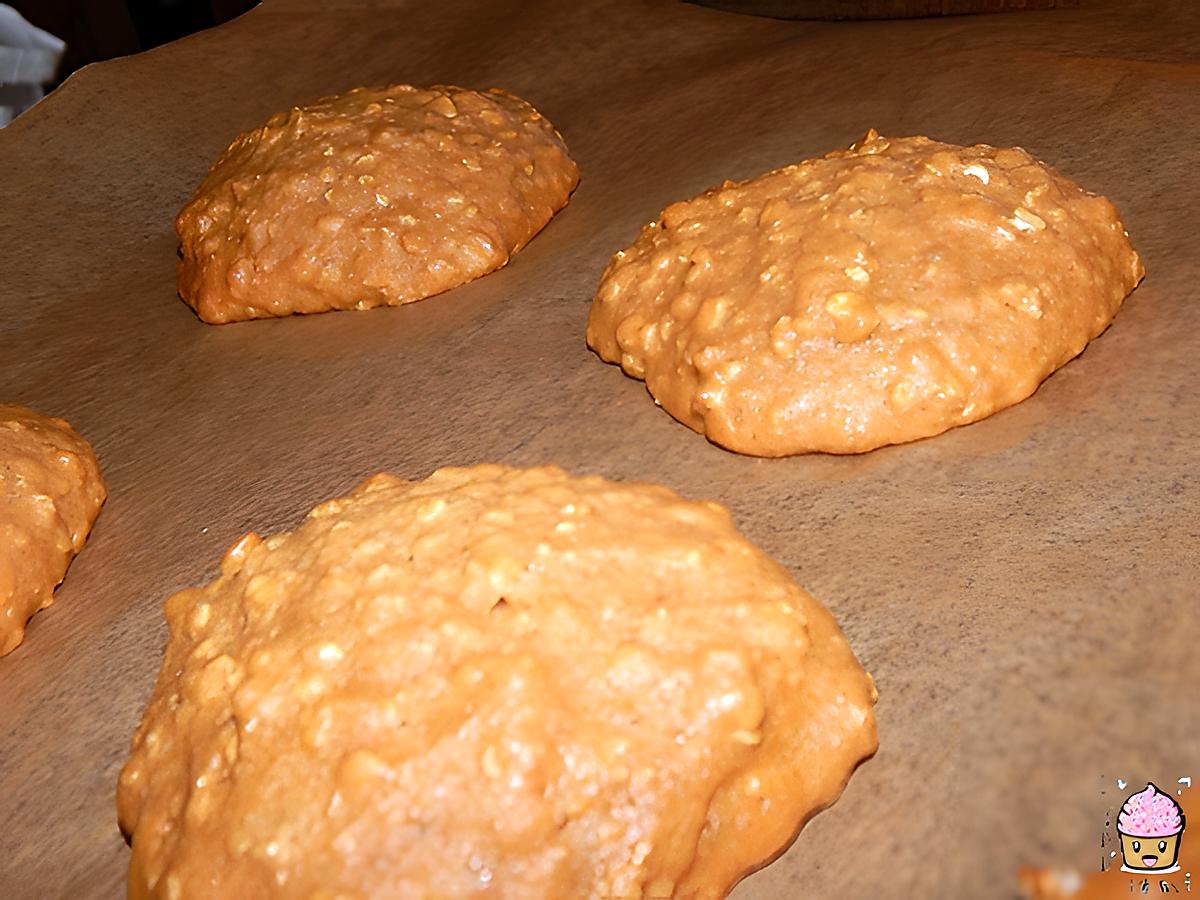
top-left (1, 0), bottom-right (1197, 895)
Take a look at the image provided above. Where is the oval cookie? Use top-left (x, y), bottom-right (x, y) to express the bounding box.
top-left (1, 404), bottom-right (106, 656)
top-left (118, 465), bottom-right (876, 897)
top-left (177, 85), bottom-right (579, 323)
top-left (587, 130), bottom-right (1144, 455)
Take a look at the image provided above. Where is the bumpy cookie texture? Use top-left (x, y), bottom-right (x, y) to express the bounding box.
top-left (177, 84), bottom-right (579, 323)
top-left (118, 465), bottom-right (877, 898)
top-left (0, 404), bottom-right (106, 656)
top-left (588, 130), bottom-right (1144, 455)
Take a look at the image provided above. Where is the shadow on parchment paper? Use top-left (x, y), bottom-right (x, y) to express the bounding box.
top-left (182, 272), bottom-right (512, 366)
top-left (688, 0), bottom-right (1081, 19)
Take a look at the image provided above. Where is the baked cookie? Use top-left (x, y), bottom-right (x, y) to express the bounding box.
top-left (118, 465), bottom-right (877, 898)
top-left (0, 404), bottom-right (106, 656)
top-left (588, 130), bottom-right (1144, 455)
top-left (177, 85), bottom-right (579, 323)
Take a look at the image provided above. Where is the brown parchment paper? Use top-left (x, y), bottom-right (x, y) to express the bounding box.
top-left (1, 1), bottom-right (1197, 896)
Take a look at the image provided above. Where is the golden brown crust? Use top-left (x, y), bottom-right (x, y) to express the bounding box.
top-left (587, 130), bottom-right (1144, 455)
top-left (177, 85), bottom-right (579, 324)
top-left (0, 404), bottom-right (106, 656)
top-left (117, 465), bottom-right (876, 898)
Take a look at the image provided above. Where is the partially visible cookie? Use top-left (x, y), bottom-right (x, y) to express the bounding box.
top-left (177, 85), bottom-right (579, 323)
top-left (588, 130), bottom-right (1144, 455)
top-left (0, 404), bottom-right (106, 656)
top-left (118, 465), bottom-right (876, 898)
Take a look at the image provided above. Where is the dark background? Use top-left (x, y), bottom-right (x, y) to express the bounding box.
top-left (14, 0), bottom-right (1078, 90)
top-left (12, 0), bottom-right (258, 86)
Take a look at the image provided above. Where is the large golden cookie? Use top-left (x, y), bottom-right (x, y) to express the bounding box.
top-left (118, 465), bottom-right (877, 898)
top-left (177, 85), bottom-right (579, 323)
top-left (0, 404), bottom-right (106, 656)
top-left (588, 130), bottom-right (1143, 455)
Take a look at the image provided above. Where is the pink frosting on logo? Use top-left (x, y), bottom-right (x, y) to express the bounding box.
top-left (1118, 783), bottom-right (1184, 837)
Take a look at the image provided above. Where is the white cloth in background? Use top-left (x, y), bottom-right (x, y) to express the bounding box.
top-left (0, 5), bottom-right (65, 126)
